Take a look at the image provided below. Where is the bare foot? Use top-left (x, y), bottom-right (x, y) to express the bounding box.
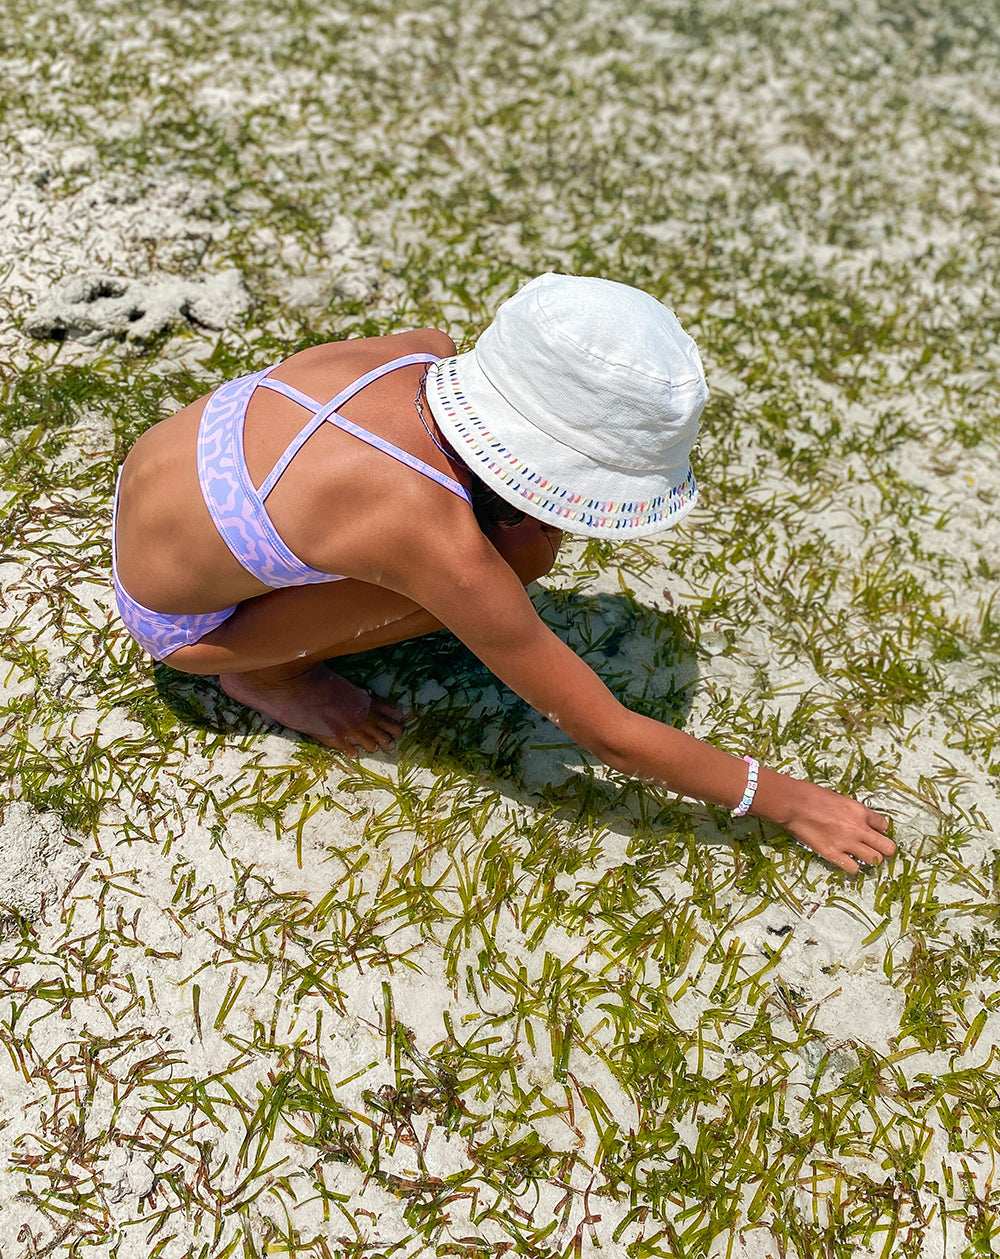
top-left (219, 663), bottom-right (406, 753)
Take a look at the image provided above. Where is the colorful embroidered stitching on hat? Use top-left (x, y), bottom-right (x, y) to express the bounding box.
top-left (425, 273), bottom-right (707, 539)
top-left (430, 359), bottom-right (697, 531)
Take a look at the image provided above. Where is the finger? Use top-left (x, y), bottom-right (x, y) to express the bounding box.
top-left (869, 829), bottom-right (897, 857)
top-left (862, 816), bottom-right (897, 854)
top-left (849, 842), bottom-right (889, 867)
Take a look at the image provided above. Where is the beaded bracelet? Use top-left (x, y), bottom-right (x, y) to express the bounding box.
top-left (732, 756), bottom-right (760, 817)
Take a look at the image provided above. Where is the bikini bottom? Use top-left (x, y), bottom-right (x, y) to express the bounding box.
top-left (112, 475), bottom-right (237, 662)
top-left (113, 573), bottom-right (238, 662)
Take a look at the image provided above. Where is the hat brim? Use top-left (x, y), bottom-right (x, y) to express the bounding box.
top-left (426, 352), bottom-right (698, 539)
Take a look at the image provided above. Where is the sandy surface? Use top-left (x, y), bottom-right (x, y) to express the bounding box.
top-left (1, 1), bottom-right (999, 1256)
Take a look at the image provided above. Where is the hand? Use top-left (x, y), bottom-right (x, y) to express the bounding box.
top-left (775, 778), bottom-right (896, 874)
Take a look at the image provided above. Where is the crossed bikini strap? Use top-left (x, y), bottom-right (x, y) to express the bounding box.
top-left (252, 353), bottom-right (471, 504)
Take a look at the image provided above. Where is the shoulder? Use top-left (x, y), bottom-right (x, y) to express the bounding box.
top-left (315, 326), bottom-right (456, 360)
top-left (299, 327), bottom-right (457, 377)
top-left (273, 327), bottom-right (459, 398)
top-left (385, 326), bottom-right (457, 360)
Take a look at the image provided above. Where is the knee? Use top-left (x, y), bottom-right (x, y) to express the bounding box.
top-left (489, 520), bottom-right (563, 585)
top-left (523, 525), bottom-right (563, 583)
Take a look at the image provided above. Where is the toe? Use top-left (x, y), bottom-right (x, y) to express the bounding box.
top-left (374, 697), bottom-right (407, 723)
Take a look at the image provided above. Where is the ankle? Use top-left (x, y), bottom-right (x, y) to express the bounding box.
top-left (221, 660), bottom-right (325, 688)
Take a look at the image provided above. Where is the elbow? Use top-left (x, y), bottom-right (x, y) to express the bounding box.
top-left (594, 739), bottom-right (635, 776)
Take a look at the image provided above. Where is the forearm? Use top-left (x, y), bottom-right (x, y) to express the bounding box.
top-left (580, 708), bottom-right (796, 820)
top-left (581, 707), bottom-right (894, 873)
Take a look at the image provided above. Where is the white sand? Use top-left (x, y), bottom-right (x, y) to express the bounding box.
top-left (1, 0), bottom-right (999, 1255)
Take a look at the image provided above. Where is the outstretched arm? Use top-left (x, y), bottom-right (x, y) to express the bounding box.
top-left (394, 529), bottom-right (895, 875)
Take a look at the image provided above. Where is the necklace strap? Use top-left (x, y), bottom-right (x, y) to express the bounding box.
top-left (414, 372), bottom-right (464, 467)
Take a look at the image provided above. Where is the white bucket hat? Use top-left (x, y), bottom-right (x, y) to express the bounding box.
top-left (425, 272), bottom-right (707, 538)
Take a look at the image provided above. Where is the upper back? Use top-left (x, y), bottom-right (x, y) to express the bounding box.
top-left (115, 327), bottom-right (469, 611)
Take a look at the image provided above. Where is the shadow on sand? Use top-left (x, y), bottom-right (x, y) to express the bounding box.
top-left (154, 588), bottom-right (701, 830)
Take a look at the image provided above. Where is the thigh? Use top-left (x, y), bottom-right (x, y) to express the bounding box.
top-left (163, 578), bottom-right (438, 675)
